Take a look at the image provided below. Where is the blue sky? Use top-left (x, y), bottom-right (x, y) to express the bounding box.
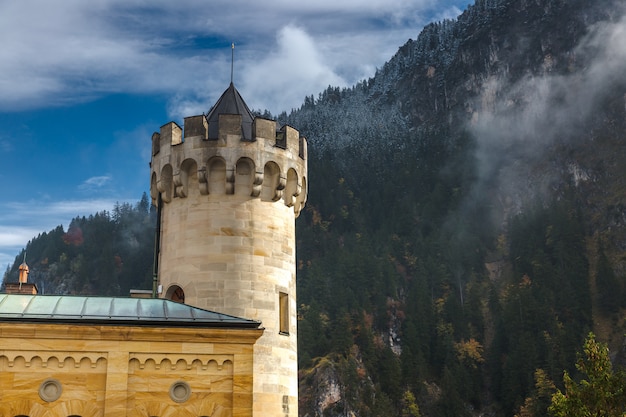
top-left (0, 0), bottom-right (469, 270)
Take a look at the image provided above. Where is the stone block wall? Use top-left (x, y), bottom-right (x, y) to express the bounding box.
top-left (0, 323), bottom-right (261, 416)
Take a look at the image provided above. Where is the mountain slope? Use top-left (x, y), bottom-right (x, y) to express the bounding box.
top-left (285, 0), bottom-right (626, 415)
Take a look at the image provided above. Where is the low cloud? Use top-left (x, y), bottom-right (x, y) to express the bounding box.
top-left (467, 9), bottom-right (626, 211)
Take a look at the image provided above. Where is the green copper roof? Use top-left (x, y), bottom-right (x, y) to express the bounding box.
top-left (0, 294), bottom-right (261, 329)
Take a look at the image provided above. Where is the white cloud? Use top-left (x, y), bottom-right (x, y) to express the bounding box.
top-left (78, 175), bottom-right (113, 192)
top-left (0, 225), bottom-right (44, 273)
top-left (0, 199), bottom-right (124, 227)
top-left (0, 0), bottom-right (462, 115)
top-left (0, 226), bottom-right (42, 247)
top-left (433, 5), bottom-right (464, 21)
top-left (241, 25), bottom-right (346, 113)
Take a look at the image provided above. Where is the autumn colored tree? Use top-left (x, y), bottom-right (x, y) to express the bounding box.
top-left (515, 369), bottom-right (555, 417)
top-left (549, 333), bottom-right (626, 417)
top-left (401, 390), bottom-right (421, 417)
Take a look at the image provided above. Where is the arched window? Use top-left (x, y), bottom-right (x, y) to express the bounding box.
top-left (261, 161), bottom-right (281, 202)
top-left (235, 158), bottom-right (255, 196)
top-left (165, 285), bottom-right (185, 303)
top-left (284, 168), bottom-right (299, 207)
top-left (177, 158), bottom-right (198, 198)
top-left (160, 164), bottom-right (174, 202)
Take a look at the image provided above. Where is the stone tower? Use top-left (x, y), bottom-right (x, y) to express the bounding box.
top-left (149, 82), bottom-right (307, 417)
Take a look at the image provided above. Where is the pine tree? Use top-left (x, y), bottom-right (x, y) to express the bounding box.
top-left (549, 333), bottom-right (626, 417)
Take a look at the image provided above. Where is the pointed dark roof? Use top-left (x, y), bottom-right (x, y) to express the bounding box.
top-left (206, 82), bottom-right (254, 140)
top-left (0, 294), bottom-right (261, 329)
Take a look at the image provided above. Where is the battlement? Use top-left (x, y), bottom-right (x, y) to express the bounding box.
top-left (152, 115), bottom-right (306, 158)
top-left (150, 114), bottom-right (308, 217)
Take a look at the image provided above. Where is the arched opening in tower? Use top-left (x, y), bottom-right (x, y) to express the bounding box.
top-left (165, 285), bottom-right (185, 304)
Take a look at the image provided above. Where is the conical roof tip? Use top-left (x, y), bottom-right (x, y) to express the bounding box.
top-left (206, 82), bottom-right (254, 140)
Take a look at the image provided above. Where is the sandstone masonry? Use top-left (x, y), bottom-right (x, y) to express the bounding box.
top-left (150, 82), bottom-right (307, 417)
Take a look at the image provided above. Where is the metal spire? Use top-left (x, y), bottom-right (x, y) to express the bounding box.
top-left (231, 42), bottom-right (235, 84)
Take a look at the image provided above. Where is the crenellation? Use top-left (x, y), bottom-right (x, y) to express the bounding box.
top-left (151, 118), bottom-right (306, 164)
top-left (299, 136), bottom-right (307, 160)
top-left (252, 117), bottom-right (274, 139)
top-left (160, 121), bottom-right (183, 146)
top-left (184, 115), bottom-right (208, 140)
top-left (281, 125), bottom-right (300, 155)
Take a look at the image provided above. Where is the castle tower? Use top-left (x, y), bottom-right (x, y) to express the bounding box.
top-left (150, 82), bottom-right (307, 417)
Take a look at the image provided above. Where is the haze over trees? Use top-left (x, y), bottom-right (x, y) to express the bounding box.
top-left (3, 193), bottom-right (155, 296)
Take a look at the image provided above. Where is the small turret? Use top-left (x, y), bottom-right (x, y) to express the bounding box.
top-left (5, 254), bottom-right (37, 295)
top-left (18, 258), bottom-right (29, 284)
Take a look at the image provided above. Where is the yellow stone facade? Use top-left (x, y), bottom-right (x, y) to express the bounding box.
top-left (0, 321), bottom-right (261, 416)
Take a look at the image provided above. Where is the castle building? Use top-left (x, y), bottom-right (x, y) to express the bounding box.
top-left (0, 293), bottom-right (262, 416)
top-left (0, 82), bottom-right (307, 417)
top-left (150, 82), bottom-right (307, 417)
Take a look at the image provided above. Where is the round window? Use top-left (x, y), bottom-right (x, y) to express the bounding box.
top-left (39, 378), bottom-right (62, 402)
top-left (169, 380), bottom-right (191, 403)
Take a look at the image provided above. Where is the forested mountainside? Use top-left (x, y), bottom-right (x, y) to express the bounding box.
top-left (282, 0), bottom-right (626, 415)
top-left (3, 195), bottom-right (155, 296)
top-left (4, 0), bottom-right (626, 415)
